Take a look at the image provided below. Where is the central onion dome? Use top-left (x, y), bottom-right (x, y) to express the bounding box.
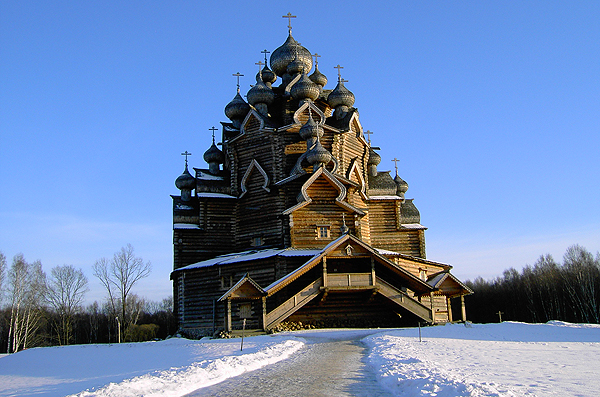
top-left (291, 72), bottom-right (320, 102)
top-left (204, 142), bottom-right (225, 165)
top-left (394, 174), bottom-right (409, 198)
top-left (327, 80), bottom-right (355, 109)
top-left (270, 33), bottom-right (313, 77)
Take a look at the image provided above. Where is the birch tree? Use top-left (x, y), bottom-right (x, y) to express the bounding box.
top-left (93, 244), bottom-right (151, 342)
top-left (6, 255), bottom-right (46, 353)
top-left (46, 265), bottom-right (89, 345)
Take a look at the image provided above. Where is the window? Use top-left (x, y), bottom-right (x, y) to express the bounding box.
top-left (419, 268), bottom-right (427, 281)
top-left (317, 225), bottom-right (330, 239)
top-left (251, 237), bottom-right (263, 247)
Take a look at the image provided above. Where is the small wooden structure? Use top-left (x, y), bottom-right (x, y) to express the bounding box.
top-left (171, 20), bottom-right (472, 336)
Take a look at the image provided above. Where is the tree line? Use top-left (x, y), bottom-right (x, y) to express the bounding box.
top-left (464, 244), bottom-right (600, 324)
top-left (0, 245), bottom-right (176, 354)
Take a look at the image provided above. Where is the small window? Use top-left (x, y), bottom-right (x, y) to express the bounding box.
top-left (317, 225), bottom-right (330, 239)
top-left (251, 237), bottom-right (264, 247)
top-left (419, 268), bottom-right (427, 281)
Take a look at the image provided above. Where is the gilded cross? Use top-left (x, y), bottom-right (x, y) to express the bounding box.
top-left (261, 49), bottom-right (270, 63)
top-left (181, 151), bottom-right (192, 166)
top-left (232, 72), bottom-right (243, 92)
top-left (364, 130), bottom-right (373, 144)
top-left (255, 60), bottom-right (265, 71)
top-left (334, 64), bottom-right (344, 82)
top-left (312, 53), bottom-right (321, 67)
top-left (282, 12), bottom-right (296, 33)
top-left (392, 158), bottom-right (400, 176)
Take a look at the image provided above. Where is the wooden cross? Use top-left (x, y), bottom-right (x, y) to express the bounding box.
top-left (334, 64), bottom-right (344, 82)
top-left (181, 151), bottom-right (192, 166)
top-left (282, 12), bottom-right (296, 33)
top-left (392, 158), bottom-right (400, 176)
top-left (261, 49), bottom-right (270, 63)
top-left (255, 60), bottom-right (265, 71)
top-left (496, 311), bottom-right (504, 323)
top-left (232, 72), bottom-right (243, 92)
top-left (364, 130), bottom-right (373, 144)
top-left (209, 126), bottom-right (218, 143)
top-left (312, 53), bottom-right (321, 67)
top-left (341, 78), bottom-right (349, 84)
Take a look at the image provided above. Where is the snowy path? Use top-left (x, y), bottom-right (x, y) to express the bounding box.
top-left (185, 329), bottom-right (393, 397)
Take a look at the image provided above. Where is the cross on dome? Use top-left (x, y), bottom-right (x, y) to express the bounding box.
top-left (282, 12), bottom-right (296, 33)
top-left (334, 64), bottom-right (344, 82)
top-left (312, 53), bottom-right (321, 67)
top-left (232, 72), bottom-right (243, 93)
top-left (364, 130), bottom-right (374, 145)
top-left (209, 126), bottom-right (218, 143)
top-left (261, 49), bottom-right (270, 63)
top-left (255, 60), bottom-right (265, 71)
top-left (392, 158), bottom-right (400, 176)
top-left (181, 151), bottom-right (192, 166)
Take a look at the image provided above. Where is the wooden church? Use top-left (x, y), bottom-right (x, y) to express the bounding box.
top-left (171, 17), bottom-right (472, 337)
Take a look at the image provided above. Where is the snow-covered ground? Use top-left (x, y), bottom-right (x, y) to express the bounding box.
top-left (0, 321), bottom-right (598, 396)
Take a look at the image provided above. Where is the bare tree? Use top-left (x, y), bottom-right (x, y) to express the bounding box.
top-left (92, 244), bottom-right (151, 342)
top-left (46, 265), bottom-right (89, 345)
top-left (6, 255), bottom-right (46, 353)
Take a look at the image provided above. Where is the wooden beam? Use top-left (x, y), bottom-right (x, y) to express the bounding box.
top-left (461, 295), bottom-right (467, 322)
top-left (447, 297), bottom-right (453, 323)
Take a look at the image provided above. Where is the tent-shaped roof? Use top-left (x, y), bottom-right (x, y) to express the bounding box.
top-left (218, 273), bottom-right (266, 301)
top-left (428, 271), bottom-right (474, 297)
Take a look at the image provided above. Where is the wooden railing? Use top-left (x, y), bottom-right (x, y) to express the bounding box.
top-left (326, 273), bottom-right (372, 288)
top-left (265, 277), bottom-right (323, 329)
top-left (376, 277), bottom-right (433, 323)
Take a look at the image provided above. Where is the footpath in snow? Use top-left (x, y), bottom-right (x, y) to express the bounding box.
top-left (0, 321), bottom-right (599, 396)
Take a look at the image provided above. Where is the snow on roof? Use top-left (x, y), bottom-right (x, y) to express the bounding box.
top-left (195, 170), bottom-right (224, 181)
top-left (368, 195), bottom-right (404, 200)
top-left (175, 203), bottom-right (194, 210)
top-left (401, 223), bottom-right (426, 229)
top-left (176, 248), bottom-right (324, 271)
top-left (196, 192), bottom-right (237, 199)
top-left (173, 223), bottom-right (201, 230)
top-left (375, 248), bottom-right (401, 256)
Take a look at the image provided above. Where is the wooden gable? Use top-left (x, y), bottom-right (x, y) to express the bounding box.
top-left (218, 274), bottom-right (266, 301)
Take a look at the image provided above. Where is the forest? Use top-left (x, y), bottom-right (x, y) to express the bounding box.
top-left (0, 246), bottom-right (176, 354)
top-left (465, 244), bottom-right (600, 324)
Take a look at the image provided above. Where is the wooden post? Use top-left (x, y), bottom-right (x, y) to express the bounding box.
top-left (261, 296), bottom-right (267, 331)
top-left (430, 292), bottom-right (435, 324)
top-left (447, 297), bottom-right (453, 323)
top-left (226, 300), bottom-right (232, 332)
top-left (322, 257), bottom-right (328, 287)
top-left (461, 295), bottom-right (467, 322)
top-left (371, 257), bottom-right (376, 286)
top-left (240, 319), bottom-right (246, 351)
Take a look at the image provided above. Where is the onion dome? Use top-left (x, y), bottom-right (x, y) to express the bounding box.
top-left (367, 147), bottom-right (381, 166)
top-left (175, 164), bottom-right (195, 191)
top-left (260, 65), bottom-right (277, 87)
top-left (247, 75), bottom-right (274, 106)
top-left (224, 92), bottom-right (250, 123)
top-left (394, 174), bottom-right (409, 197)
top-left (204, 142), bottom-right (224, 165)
top-left (309, 65), bottom-right (328, 88)
top-left (270, 33), bottom-right (313, 77)
top-left (306, 140), bottom-right (332, 168)
top-left (327, 80), bottom-right (355, 109)
top-left (299, 112), bottom-right (323, 141)
top-left (291, 72), bottom-right (320, 102)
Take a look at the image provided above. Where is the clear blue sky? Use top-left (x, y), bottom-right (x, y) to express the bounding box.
top-left (1, 1), bottom-right (599, 304)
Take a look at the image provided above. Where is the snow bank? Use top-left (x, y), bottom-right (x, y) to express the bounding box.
top-left (363, 321), bottom-right (600, 396)
top-left (0, 336), bottom-right (303, 397)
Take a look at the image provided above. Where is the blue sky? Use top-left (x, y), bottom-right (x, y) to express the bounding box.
top-left (1, 1), bottom-right (599, 304)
